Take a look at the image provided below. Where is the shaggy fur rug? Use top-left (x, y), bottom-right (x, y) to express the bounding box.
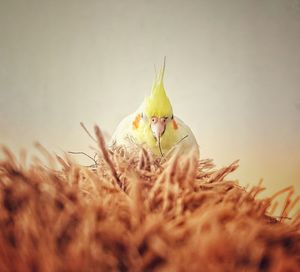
top-left (0, 126), bottom-right (299, 272)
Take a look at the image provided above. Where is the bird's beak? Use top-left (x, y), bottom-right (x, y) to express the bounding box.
top-left (151, 118), bottom-right (166, 142)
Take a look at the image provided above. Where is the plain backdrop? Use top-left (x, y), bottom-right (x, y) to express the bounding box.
top-left (1, 0), bottom-right (300, 200)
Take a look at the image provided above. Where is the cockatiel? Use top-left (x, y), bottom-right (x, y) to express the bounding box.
top-left (110, 61), bottom-right (199, 159)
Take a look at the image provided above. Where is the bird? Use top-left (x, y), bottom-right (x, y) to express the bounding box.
top-left (110, 60), bottom-right (199, 159)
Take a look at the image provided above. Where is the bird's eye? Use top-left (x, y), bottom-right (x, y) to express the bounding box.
top-left (151, 116), bottom-right (159, 123)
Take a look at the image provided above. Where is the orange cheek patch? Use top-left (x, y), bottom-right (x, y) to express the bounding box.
top-left (132, 113), bottom-right (142, 129)
top-left (172, 119), bottom-right (178, 130)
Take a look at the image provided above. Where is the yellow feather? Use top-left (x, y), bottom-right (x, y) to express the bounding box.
top-left (144, 58), bottom-right (173, 118)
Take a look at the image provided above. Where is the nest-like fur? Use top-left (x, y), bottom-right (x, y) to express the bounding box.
top-left (0, 126), bottom-right (299, 272)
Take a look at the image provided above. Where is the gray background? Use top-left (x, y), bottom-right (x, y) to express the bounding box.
top-left (1, 0), bottom-right (299, 198)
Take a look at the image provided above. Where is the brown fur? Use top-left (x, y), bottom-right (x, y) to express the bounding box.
top-left (0, 126), bottom-right (299, 272)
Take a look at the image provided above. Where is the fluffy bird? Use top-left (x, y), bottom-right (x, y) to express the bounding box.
top-left (111, 61), bottom-right (199, 159)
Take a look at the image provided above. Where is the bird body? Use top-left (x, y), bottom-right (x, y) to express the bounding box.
top-left (111, 61), bottom-right (199, 158)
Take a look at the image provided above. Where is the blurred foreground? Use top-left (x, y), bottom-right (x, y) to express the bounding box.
top-left (0, 126), bottom-right (299, 272)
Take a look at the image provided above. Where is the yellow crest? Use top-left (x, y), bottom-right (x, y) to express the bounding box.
top-left (144, 58), bottom-right (173, 118)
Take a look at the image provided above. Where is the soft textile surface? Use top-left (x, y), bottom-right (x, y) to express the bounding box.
top-left (0, 126), bottom-right (299, 272)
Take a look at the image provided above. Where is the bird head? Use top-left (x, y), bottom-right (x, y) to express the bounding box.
top-left (144, 60), bottom-right (174, 135)
top-left (138, 59), bottom-right (177, 155)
